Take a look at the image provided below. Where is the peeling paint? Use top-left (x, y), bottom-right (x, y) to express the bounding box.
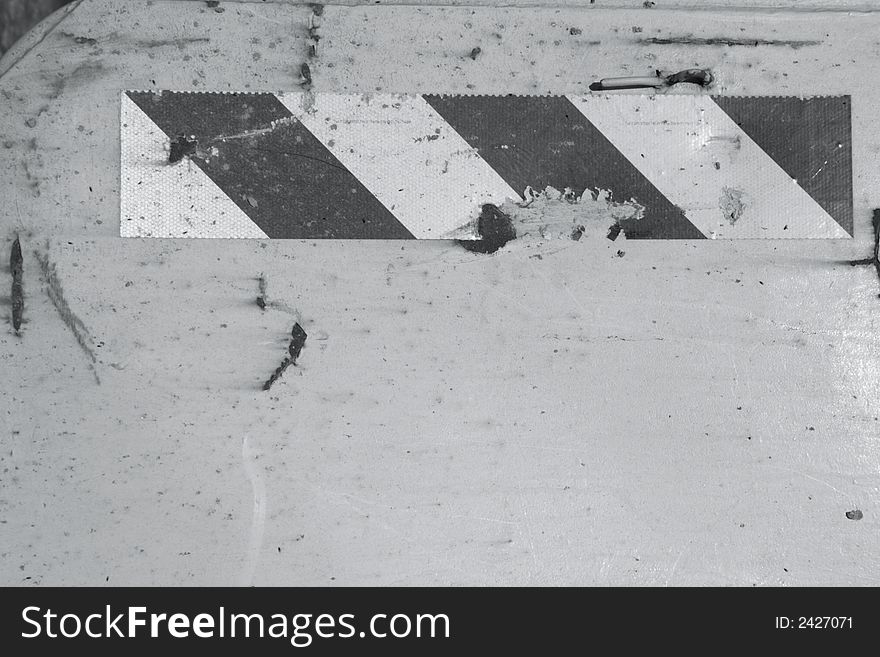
top-left (501, 186), bottom-right (641, 243)
top-left (720, 186), bottom-right (747, 225)
top-left (33, 248), bottom-right (100, 384)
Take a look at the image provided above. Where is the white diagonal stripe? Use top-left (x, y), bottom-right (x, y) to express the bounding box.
top-left (567, 94), bottom-right (849, 239)
top-left (120, 94), bottom-right (268, 239)
top-left (277, 92), bottom-right (520, 239)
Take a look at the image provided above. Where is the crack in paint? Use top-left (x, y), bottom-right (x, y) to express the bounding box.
top-left (171, 118), bottom-right (351, 175)
top-left (33, 248), bottom-right (100, 384)
top-left (130, 37), bottom-right (212, 49)
top-left (205, 116), bottom-right (299, 145)
top-left (512, 186), bottom-right (644, 242)
top-left (640, 36), bottom-right (821, 48)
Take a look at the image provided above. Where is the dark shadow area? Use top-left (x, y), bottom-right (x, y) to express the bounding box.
top-left (0, 0), bottom-right (72, 54)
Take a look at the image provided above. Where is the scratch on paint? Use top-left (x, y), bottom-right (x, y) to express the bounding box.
top-left (765, 465), bottom-right (852, 502)
top-left (640, 36), bottom-right (821, 49)
top-left (33, 248), bottom-right (100, 384)
top-left (446, 514), bottom-right (519, 526)
top-left (131, 37), bottom-right (212, 49)
top-left (263, 323), bottom-right (308, 391)
top-left (506, 186), bottom-right (644, 242)
top-left (666, 541), bottom-right (692, 587)
top-left (207, 117), bottom-right (299, 144)
top-left (240, 435), bottom-right (267, 586)
top-left (809, 158), bottom-right (829, 180)
top-left (704, 135), bottom-right (741, 149)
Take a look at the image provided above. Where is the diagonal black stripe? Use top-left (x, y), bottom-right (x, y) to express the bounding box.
top-left (423, 94), bottom-right (705, 239)
top-left (712, 95), bottom-right (853, 237)
top-left (126, 91), bottom-right (415, 239)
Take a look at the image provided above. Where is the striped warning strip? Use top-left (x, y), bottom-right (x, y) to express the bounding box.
top-left (120, 91), bottom-right (852, 240)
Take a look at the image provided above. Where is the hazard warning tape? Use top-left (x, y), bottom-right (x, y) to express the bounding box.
top-left (120, 91), bottom-right (852, 240)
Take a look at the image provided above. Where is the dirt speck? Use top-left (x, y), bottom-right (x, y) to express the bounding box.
top-left (469, 47), bottom-right (481, 60)
top-left (845, 509), bottom-right (863, 520)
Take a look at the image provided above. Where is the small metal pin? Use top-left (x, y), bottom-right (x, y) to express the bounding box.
top-left (590, 68), bottom-right (713, 92)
